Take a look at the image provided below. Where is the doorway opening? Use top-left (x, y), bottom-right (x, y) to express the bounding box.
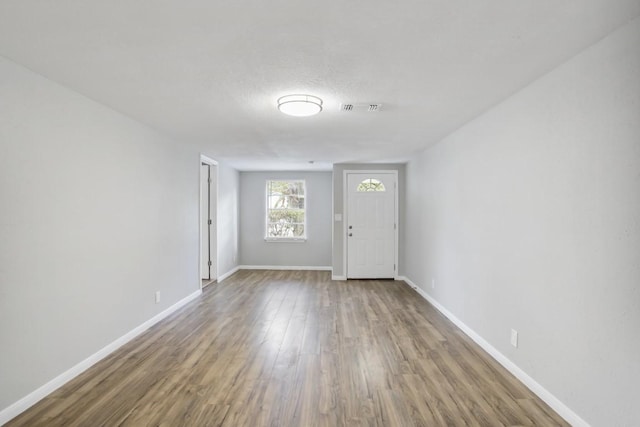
top-left (200, 156), bottom-right (218, 288)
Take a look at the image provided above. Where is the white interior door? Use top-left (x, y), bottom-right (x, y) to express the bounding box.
top-left (200, 161), bottom-right (218, 282)
top-left (200, 163), bottom-right (211, 280)
top-left (346, 172), bottom-right (396, 279)
top-left (209, 164), bottom-right (217, 280)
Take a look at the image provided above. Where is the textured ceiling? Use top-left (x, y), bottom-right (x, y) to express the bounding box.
top-left (1, 1), bottom-right (639, 170)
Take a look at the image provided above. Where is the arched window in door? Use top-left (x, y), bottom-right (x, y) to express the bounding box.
top-left (357, 178), bottom-right (386, 192)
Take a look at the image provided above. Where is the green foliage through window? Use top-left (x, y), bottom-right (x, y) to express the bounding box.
top-left (357, 178), bottom-right (386, 192)
top-left (266, 180), bottom-right (306, 239)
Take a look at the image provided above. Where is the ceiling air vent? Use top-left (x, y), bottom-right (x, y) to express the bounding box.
top-left (339, 103), bottom-right (382, 112)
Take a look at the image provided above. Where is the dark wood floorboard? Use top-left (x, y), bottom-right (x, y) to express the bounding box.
top-left (7, 270), bottom-right (569, 426)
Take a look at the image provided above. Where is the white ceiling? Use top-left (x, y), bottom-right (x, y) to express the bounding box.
top-left (1, 1), bottom-right (639, 171)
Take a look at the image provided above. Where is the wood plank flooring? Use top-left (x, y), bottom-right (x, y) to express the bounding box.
top-left (7, 270), bottom-right (569, 426)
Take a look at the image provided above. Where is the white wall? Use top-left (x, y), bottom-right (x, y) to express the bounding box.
top-left (332, 163), bottom-right (406, 278)
top-left (239, 171), bottom-right (332, 268)
top-left (0, 57), bottom-right (202, 415)
top-left (403, 17), bottom-right (640, 426)
top-left (217, 162), bottom-right (240, 277)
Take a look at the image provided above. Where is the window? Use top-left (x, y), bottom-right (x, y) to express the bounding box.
top-left (357, 178), bottom-right (386, 192)
top-left (266, 180), bottom-right (306, 240)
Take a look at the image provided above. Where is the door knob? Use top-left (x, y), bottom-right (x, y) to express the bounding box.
top-left (348, 233), bottom-right (352, 237)
top-left (348, 225), bottom-right (353, 229)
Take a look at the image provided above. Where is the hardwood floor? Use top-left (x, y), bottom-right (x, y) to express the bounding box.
top-left (8, 270), bottom-right (569, 426)
top-left (202, 278), bottom-right (216, 288)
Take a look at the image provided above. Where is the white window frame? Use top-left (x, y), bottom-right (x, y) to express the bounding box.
top-left (265, 179), bottom-right (307, 242)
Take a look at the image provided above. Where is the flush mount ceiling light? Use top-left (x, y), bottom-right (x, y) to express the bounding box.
top-left (277, 94), bottom-right (323, 117)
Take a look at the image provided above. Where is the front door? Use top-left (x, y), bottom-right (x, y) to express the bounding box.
top-left (346, 172), bottom-right (396, 279)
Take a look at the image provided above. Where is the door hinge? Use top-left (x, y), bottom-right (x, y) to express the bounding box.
top-left (394, 264), bottom-right (396, 271)
top-left (394, 223), bottom-right (396, 230)
top-left (208, 178), bottom-right (212, 183)
top-left (208, 260), bottom-right (212, 266)
top-left (208, 219), bottom-right (212, 225)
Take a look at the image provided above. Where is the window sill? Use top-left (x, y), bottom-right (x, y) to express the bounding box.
top-left (264, 238), bottom-right (307, 243)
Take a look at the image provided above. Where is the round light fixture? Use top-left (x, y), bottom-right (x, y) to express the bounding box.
top-left (277, 94), bottom-right (323, 117)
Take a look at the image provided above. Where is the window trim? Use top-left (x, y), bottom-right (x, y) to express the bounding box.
top-left (265, 179), bottom-right (307, 242)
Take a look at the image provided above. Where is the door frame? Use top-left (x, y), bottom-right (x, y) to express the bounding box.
top-left (343, 170), bottom-right (399, 279)
top-left (200, 155), bottom-right (218, 288)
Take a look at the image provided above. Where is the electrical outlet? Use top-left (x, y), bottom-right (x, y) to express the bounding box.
top-left (510, 329), bottom-right (518, 348)
top-left (155, 291), bottom-right (161, 304)
top-left (431, 278), bottom-right (435, 289)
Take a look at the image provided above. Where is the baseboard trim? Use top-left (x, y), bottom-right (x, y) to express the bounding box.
top-left (331, 275), bottom-right (347, 281)
top-left (0, 289), bottom-right (202, 426)
top-left (239, 265), bottom-right (332, 271)
top-left (217, 265), bottom-right (241, 282)
top-left (396, 276), bottom-right (589, 427)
